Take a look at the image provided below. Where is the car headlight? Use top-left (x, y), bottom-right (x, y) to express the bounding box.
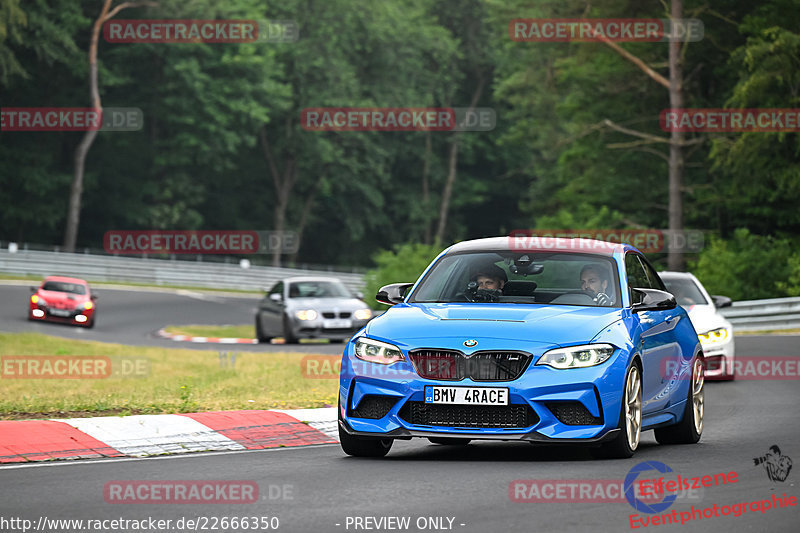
top-left (31, 295), bottom-right (45, 306)
top-left (295, 310), bottom-right (318, 321)
top-left (82, 301), bottom-right (94, 311)
top-left (353, 337), bottom-right (405, 365)
top-left (353, 308), bottom-right (372, 320)
top-left (536, 344), bottom-right (614, 369)
top-left (698, 327), bottom-right (728, 345)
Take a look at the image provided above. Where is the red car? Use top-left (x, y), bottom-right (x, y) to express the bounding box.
top-left (29, 276), bottom-right (97, 328)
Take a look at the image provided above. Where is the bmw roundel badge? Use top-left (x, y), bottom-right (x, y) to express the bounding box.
top-left (463, 339), bottom-right (478, 348)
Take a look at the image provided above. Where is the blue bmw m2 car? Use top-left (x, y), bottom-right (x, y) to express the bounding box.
top-left (338, 237), bottom-right (705, 458)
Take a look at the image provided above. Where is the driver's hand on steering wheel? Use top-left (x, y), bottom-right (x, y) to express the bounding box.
top-left (593, 292), bottom-right (611, 306)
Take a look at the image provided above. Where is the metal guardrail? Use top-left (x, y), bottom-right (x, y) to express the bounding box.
top-left (719, 297), bottom-right (800, 332)
top-left (0, 249), bottom-right (366, 294)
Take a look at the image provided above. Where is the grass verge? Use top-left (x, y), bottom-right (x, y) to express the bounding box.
top-left (0, 332), bottom-right (340, 420)
top-left (164, 324), bottom-right (256, 338)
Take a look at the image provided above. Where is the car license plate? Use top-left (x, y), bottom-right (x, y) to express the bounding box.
top-left (424, 386), bottom-right (509, 406)
top-left (323, 319), bottom-right (352, 329)
top-left (49, 309), bottom-right (71, 317)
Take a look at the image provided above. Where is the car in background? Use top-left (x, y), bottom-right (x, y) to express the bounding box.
top-left (255, 276), bottom-right (373, 344)
top-left (660, 271), bottom-right (735, 380)
top-left (28, 276), bottom-right (97, 328)
top-left (338, 237), bottom-right (704, 458)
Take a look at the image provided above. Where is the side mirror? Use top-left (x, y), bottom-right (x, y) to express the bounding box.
top-left (631, 288), bottom-right (677, 313)
top-left (711, 295), bottom-right (732, 308)
top-left (269, 293), bottom-right (283, 303)
top-left (91, 295), bottom-right (98, 301)
top-left (354, 291), bottom-right (364, 300)
top-left (376, 283), bottom-right (414, 306)
top-left (30, 287), bottom-right (37, 293)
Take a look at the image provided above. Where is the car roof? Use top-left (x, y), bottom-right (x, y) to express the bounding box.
top-left (445, 236), bottom-right (627, 256)
top-left (281, 276), bottom-right (345, 283)
top-left (43, 276), bottom-right (88, 285)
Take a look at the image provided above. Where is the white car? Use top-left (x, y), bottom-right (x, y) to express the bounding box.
top-left (660, 271), bottom-right (735, 380)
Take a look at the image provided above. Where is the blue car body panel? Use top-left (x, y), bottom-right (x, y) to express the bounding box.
top-left (339, 242), bottom-right (701, 443)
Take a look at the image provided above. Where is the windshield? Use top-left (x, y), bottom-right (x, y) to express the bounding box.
top-left (662, 277), bottom-right (708, 307)
top-left (409, 251), bottom-right (621, 307)
top-left (41, 281), bottom-right (87, 295)
top-left (288, 281), bottom-right (351, 299)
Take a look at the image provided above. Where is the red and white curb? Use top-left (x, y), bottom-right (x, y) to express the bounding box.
top-left (0, 408), bottom-right (338, 464)
top-left (156, 328), bottom-right (258, 344)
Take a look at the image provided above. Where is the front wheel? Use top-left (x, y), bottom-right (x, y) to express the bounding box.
top-left (592, 363), bottom-right (642, 459)
top-left (655, 356), bottom-right (703, 444)
top-left (282, 316), bottom-right (298, 344)
top-left (255, 316), bottom-right (272, 343)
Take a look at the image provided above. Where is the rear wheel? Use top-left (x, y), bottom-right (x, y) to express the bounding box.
top-left (428, 437), bottom-right (471, 446)
top-left (655, 357), bottom-right (703, 444)
top-left (338, 407), bottom-right (393, 457)
top-left (592, 363), bottom-right (642, 459)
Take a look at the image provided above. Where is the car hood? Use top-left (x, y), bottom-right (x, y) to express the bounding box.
top-left (365, 303), bottom-right (623, 347)
top-left (38, 290), bottom-right (88, 309)
top-left (684, 304), bottom-right (730, 334)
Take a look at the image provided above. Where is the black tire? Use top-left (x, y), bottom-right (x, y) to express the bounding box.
top-left (282, 315), bottom-right (298, 344)
top-left (592, 362), bottom-right (642, 459)
top-left (338, 409), bottom-right (393, 458)
top-left (428, 437), bottom-right (471, 446)
top-left (255, 316), bottom-right (272, 343)
top-left (85, 317), bottom-right (95, 329)
top-left (655, 356), bottom-right (703, 445)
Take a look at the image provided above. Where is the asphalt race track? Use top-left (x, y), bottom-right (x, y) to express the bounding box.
top-left (0, 283), bottom-right (342, 354)
top-left (1, 281), bottom-right (798, 533)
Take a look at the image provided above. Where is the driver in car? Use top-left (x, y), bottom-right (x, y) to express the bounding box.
top-left (475, 265), bottom-right (507, 291)
top-left (466, 264), bottom-right (507, 302)
top-left (580, 264), bottom-right (614, 306)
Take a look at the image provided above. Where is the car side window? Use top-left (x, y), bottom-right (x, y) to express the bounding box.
top-left (269, 282), bottom-right (283, 297)
top-left (625, 254), bottom-right (650, 289)
top-left (625, 254), bottom-right (651, 304)
top-left (640, 258), bottom-right (667, 291)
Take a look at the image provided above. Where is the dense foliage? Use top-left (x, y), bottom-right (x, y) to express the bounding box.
top-left (1, 0), bottom-right (798, 297)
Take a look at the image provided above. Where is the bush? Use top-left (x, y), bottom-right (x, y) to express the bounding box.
top-left (364, 243), bottom-right (444, 309)
top-left (690, 228), bottom-right (793, 301)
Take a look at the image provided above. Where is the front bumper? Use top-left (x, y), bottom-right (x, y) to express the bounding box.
top-left (701, 339), bottom-right (734, 379)
top-left (338, 415), bottom-right (621, 444)
top-left (29, 305), bottom-right (93, 325)
top-left (289, 317), bottom-right (369, 340)
top-left (339, 343), bottom-right (634, 442)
